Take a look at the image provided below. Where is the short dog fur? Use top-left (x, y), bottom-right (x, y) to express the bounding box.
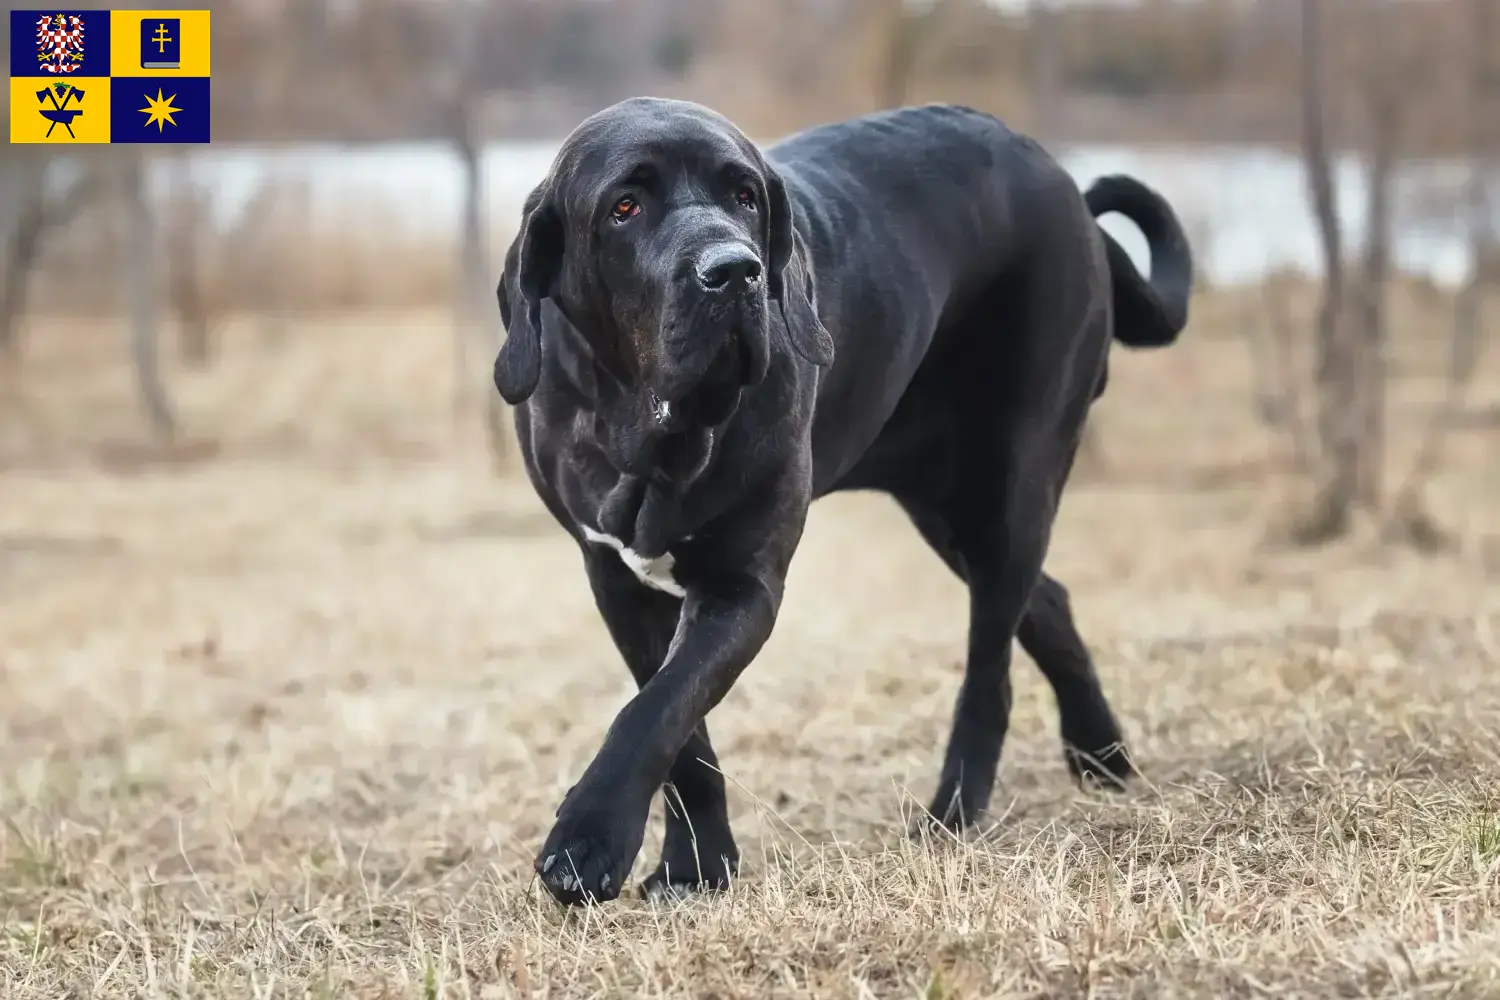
top-left (494, 98), bottom-right (1193, 906)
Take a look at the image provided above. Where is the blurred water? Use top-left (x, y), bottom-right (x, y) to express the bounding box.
top-left (159, 139), bottom-right (1480, 288)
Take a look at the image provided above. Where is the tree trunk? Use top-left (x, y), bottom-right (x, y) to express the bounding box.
top-left (1, 162), bottom-right (95, 360)
top-left (166, 158), bottom-right (212, 368)
top-left (1387, 0), bottom-right (1496, 548)
top-left (880, 3), bottom-right (918, 109)
top-left (453, 123), bottom-right (483, 421)
top-left (1259, 272), bottom-right (1315, 470)
top-left (125, 156), bottom-right (176, 442)
top-left (1030, 0), bottom-right (1063, 140)
top-left (879, 0), bottom-right (950, 109)
top-left (1451, 0), bottom-right (1497, 387)
top-left (0, 199), bottom-right (46, 361)
top-left (1296, 0), bottom-right (1357, 543)
top-left (1354, 13), bottom-right (1400, 511)
top-left (0, 158), bottom-right (51, 358)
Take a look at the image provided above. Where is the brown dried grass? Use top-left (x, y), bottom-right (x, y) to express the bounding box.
top-left (1, 288), bottom-right (1498, 998)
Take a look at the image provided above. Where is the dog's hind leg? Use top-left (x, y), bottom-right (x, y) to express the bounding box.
top-left (1016, 574), bottom-right (1133, 789)
top-left (896, 495), bottom-right (1132, 793)
top-left (880, 410), bottom-right (1084, 832)
top-left (891, 452), bottom-right (1053, 835)
top-left (582, 550), bottom-right (739, 899)
top-left (919, 203), bottom-right (1125, 830)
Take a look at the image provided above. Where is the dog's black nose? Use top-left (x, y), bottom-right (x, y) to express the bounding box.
top-left (696, 246), bottom-right (762, 290)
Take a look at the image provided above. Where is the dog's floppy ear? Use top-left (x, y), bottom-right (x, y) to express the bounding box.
top-left (766, 168), bottom-right (834, 367)
top-left (494, 191), bottom-right (564, 405)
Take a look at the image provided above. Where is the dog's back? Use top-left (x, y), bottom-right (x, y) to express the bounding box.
top-left (766, 104), bottom-right (1056, 351)
top-left (762, 106), bottom-right (1093, 490)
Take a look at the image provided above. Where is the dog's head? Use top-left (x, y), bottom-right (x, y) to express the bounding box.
top-left (493, 98), bottom-right (833, 437)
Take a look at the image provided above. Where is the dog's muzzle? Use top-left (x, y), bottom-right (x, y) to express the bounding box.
top-left (648, 242), bottom-right (769, 431)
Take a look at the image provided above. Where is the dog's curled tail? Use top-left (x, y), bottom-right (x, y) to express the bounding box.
top-left (1085, 174), bottom-right (1194, 349)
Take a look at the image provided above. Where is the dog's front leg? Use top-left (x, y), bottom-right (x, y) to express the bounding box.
top-left (582, 551), bottom-right (741, 900)
top-left (534, 569), bottom-right (781, 906)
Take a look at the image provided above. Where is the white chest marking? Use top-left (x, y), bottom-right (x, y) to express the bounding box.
top-left (581, 526), bottom-right (686, 598)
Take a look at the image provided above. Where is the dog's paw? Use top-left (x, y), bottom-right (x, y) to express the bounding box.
top-left (535, 793), bottom-right (648, 906)
top-left (910, 776), bottom-right (992, 841)
top-left (1064, 740), bottom-right (1135, 792)
top-left (906, 813), bottom-right (950, 844)
top-left (906, 798), bottom-right (987, 844)
top-left (638, 843), bottom-right (738, 904)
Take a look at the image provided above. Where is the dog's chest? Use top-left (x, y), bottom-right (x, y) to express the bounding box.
top-left (579, 525), bottom-right (684, 597)
top-left (561, 465), bottom-right (690, 599)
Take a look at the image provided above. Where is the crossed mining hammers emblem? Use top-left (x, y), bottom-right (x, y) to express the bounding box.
top-left (35, 81), bottom-right (85, 139)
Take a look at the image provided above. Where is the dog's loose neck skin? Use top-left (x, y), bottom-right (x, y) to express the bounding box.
top-left (546, 296), bottom-right (716, 479)
top-left (575, 429), bottom-right (703, 599)
top-left (594, 456), bottom-right (689, 555)
top-left (539, 309), bottom-right (731, 591)
top-left (535, 309), bottom-right (810, 599)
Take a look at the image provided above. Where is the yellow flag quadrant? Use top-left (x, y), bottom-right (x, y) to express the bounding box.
top-left (109, 10), bottom-right (211, 77)
top-left (10, 77), bottom-right (112, 144)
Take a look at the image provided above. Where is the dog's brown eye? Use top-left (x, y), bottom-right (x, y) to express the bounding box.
top-left (611, 196), bottom-right (641, 222)
top-left (736, 186), bottom-right (757, 211)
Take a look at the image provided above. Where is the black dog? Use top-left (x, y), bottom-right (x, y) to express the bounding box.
top-left (494, 98), bottom-right (1192, 907)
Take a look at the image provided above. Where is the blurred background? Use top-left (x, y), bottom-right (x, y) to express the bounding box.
top-left (1, 0), bottom-right (1497, 554)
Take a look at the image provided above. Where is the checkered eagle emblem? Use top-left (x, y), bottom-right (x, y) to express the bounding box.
top-left (35, 13), bottom-right (86, 75)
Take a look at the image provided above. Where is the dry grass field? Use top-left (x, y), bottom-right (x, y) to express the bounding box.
top-left (1, 287), bottom-right (1498, 998)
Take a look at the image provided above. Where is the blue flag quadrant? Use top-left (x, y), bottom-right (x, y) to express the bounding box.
top-left (109, 75), bottom-right (209, 143)
top-left (9, 10), bottom-right (112, 78)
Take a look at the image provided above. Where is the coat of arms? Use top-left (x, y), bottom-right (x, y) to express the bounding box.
top-left (35, 13), bottom-right (86, 75)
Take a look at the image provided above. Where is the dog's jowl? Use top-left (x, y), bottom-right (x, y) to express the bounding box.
top-left (494, 98), bottom-right (1194, 906)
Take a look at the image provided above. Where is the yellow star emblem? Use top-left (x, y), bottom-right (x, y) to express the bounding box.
top-left (139, 88), bottom-right (181, 132)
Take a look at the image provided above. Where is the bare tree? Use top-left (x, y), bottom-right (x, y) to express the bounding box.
top-left (1258, 270), bottom-right (1315, 470)
top-left (1242, 269), bottom-right (1310, 464)
top-left (0, 158), bottom-right (47, 359)
top-left (1351, 0), bottom-right (1404, 509)
top-left (124, 155), bottom-right (176, 442)
top-left (878, 0), bottom-right (953, 108)
top-left (1449, 0), bottom-right (1499, 391)
top-left (436, 0), bottom-right (510, 469)
top-left (1030, 0), bottom-right (1063, 138)
top-left (1388, 0), bottom-right (1497, 548)
top-left (162, 156), bottom-right (215, 368)
top-left (0, 156), bottom-right (94, 359)
top-left (1294, 0), bottom-right (1359, 543)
